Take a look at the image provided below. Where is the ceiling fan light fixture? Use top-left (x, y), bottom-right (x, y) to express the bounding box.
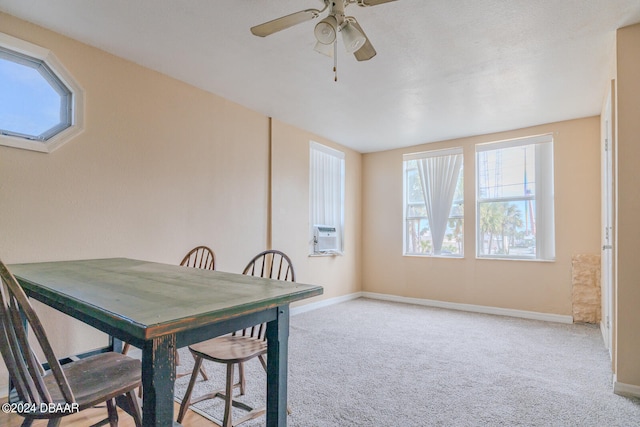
top-left (314, 15), bottom-right (337, 44)
top-left (340, 21), bottom-right (366, 53)
top-left (314, 41), bottom-right (335, 57)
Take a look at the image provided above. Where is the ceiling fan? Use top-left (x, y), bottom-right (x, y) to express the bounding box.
top-left (250, 0), bottom-right (398, 62)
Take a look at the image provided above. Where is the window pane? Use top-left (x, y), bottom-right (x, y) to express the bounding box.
top-left (477, 201), bottom-right (536, 257)
top-left (406, 165), bottom-right (424, 204)
top-left (403, 150), bottom-right (463, 257)
top-left (0, 56), bottom-right (68, 139)
top-left (406, 218), bottom-right (430, 254)
top-left (476, 135), bottom-right (553, 260)
top-left (443, 218), bottom-right (464, 255)
top-left (450, 200), bottom-right (464, 218)
top-left (407, 204), bottom-right (427, 218)
top-left (478, 145), bottom-right (535, 200)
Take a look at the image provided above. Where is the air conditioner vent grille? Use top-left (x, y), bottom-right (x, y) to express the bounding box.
top-left (314, 225), bottom-right (338, 252)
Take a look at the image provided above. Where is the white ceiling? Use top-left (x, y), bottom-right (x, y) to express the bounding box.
top-left (1, 1), bottom-right (639, 153)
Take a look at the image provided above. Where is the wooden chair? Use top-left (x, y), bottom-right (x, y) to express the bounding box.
top-left (0, 259), bottom-right (142, 427)
top-left (122, 245), bottom-right (214, 380)
top-left (180, 245), bottom-right (216, 271)
top-left (176, 245), bottom-right (216, 380)
top-left (177, 250), bottom-right (295, 427)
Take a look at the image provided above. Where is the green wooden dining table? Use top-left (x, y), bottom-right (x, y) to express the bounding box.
top-left (9, 258), bottom-right (323, 427)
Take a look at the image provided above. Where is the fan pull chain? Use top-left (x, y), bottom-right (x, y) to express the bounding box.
top-left (334, 40), bottom-right (338, 82)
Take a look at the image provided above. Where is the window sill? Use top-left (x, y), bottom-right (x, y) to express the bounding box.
top-left (309, 251), bottom-right (343, 257)
top-left (475, 256), bottom-right (555, 262)
top-left (403, 254), bottom-right (464, 259)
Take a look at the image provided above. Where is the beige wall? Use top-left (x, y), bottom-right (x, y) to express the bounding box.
top-left (0, 12), bottom-right (272, 271)
top-left (362, 117), bottom-right (601, 315)
top-left (0, 13), bottom-right (360, 392)
top-left (271, 120), bottom-right (362, 303)
top-left (615, 23), bottom-right (640, 389)
top-left (2, 8), bottom-right (634, 398)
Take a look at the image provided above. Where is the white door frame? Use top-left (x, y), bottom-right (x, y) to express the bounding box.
top-left (601, 84), bottom-right (614, 356)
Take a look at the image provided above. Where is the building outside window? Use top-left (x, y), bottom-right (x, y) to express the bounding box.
top-left (403, 147), bottom-right (464, 257)
top-left (309, 141), bottom-right (345, 255)
top-left (476, 134), bottom-right (555, 260)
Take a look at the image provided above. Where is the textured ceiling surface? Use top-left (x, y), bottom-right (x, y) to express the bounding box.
top-left (1, 1), bottom-right (639, 152)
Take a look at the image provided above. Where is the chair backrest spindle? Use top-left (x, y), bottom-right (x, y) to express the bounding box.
top-left (0, 260), bottom-right (75, 406)
top-left (240, 250), bottom-right (295, 340)
top-left (180, 246), bottom-right (216, 271)
top-left (242, 250), bottom-right (295, 282)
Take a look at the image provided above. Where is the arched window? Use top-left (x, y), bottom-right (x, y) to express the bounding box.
top-left (0, 32), bottom-right (84, 152)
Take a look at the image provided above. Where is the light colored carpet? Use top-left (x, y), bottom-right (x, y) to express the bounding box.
top-left (171, 298), bottom-right (640, 426)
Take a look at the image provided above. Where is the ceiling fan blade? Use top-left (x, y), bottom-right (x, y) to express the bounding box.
top-left (250, 9), bottom-right (321, 37)
top-left (357, 0), bottom-right (398, 6)
top-left (349, 19), bottom-right (377, 61)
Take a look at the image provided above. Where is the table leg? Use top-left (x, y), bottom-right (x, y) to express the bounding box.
top-left (111, 336), bottom-right (125, 353)
top-left (266, 305), bottom-right (289, 427)
top-left (142, 334), bottom-right (177, 426)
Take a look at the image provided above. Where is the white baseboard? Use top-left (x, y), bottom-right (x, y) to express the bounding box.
top-left (361, 292), bottom-right (574, 324)
top-left (0, 291), bottom-right (577, 400)
top-left (291, 291), bottom-right (574, 324)
top-left (614, 376), bottom-right (640, 398)
top-left (291, 292), bottom-right (363, 316)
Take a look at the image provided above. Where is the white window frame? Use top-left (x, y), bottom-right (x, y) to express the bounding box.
top-left (403, 147), bottom-right (464, 257)
top-left (475, 134), bottom-right (555, 260)
top-left (309, 141), bottom-right (345, 256)
top-left (0, 32), bottom-right (84, 153)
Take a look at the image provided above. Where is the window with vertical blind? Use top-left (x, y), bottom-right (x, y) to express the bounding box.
top-left (476, 134), bottom-right (555, 260)
top-left (309, 141), bottom-right (345, 255)
top-left (403, 147), bottom-right (464, 257)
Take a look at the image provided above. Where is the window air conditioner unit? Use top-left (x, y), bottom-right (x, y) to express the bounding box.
top-left (313, 225), bottom-right (338, 252)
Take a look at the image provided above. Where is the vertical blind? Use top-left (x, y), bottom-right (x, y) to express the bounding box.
top-left (309, 141), bottom-right (345, 254)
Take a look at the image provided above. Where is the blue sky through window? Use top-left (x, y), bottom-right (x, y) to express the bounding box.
top-left (0, 57), bottom-right (62, 137)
